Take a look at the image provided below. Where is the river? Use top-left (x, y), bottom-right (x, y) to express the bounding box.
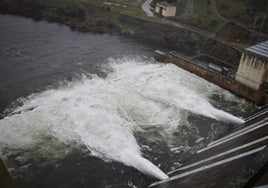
top-left (0, 14), bottom-right (255, 188)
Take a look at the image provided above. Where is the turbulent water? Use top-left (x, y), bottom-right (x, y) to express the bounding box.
top-left (0, 15), bottom-right (255, 188)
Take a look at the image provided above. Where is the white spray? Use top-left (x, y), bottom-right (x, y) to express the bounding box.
top-left (0, 57), bottom-right (245, 180)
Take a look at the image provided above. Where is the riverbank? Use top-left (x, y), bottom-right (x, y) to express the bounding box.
top-left (0, 0), bottom-right (122, 34)
top-left (2, 0), bottom-right (268, 81)
top-left (0, 0), bottom-right (243, 59)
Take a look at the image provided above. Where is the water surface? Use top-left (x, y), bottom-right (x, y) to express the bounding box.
top-left (0, 15), bottom-right (255, 188)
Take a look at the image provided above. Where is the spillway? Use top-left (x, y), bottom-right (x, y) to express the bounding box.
top-left (149, 105), bottom-right (268, 188)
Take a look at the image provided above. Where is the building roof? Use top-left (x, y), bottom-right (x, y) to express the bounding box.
top-left (156, 1), bottom-right (176, 8)
top-left (246, 40), bottom-right (268, 58)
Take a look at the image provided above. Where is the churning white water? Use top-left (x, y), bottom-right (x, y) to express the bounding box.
top-left (0, 57), bottom-right (244, 180)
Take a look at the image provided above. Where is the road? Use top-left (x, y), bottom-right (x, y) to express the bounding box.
top-left (142, 0), bottom-right (154, 17)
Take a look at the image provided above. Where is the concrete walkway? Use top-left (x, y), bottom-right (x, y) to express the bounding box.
top-left (142, 0), bottom-right (154, 17)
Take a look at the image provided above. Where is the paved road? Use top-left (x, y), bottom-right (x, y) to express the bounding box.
top-left (142, 0), bottom-right (154, 17)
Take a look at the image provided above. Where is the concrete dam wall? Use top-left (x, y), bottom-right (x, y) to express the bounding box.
top-left (154, 50), bottom-right (268, 105)
top-left (149, 102), bottom-right (268, 188)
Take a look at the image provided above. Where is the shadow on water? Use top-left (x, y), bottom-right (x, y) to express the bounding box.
top-left (10, 148), bottom-right (153, 188)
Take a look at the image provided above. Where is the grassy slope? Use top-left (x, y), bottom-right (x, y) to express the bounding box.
top-left (1, 0), bottom-right (267, 48)
top-left (216, 0), bottom-right (268, 34)
top-left (216, 0), bottom-right (268, 25)
top-left (173, 0), bottom-right (268, 35)
top-left (2, 0), bottom-right (266, 35)
top-left (174, 0), bottom-right (224, 32)
top-left (156, 0), bottom-right (268, 33)
top-left (0, 0), bottom-right (126, 33)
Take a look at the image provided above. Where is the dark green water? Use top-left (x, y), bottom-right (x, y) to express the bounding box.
top-left (0, 14), bottom-right (255, 188)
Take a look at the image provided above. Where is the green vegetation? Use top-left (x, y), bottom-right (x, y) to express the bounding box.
top-left (1, 0), bottom-right (267, 34)
top-left (0, 0), bottom-right (250, 67)
top-left (152, 0), bottom-right (268, 36)
top-left (216, 0), bottom-right (267, 24)
top-left (0, 0), bottom-right (87, 25)
top-left (0, 0), bottom-right (267, 46)
top-left (216, 22), bottom-right (251, 43)
top-left (216, 0), bottom-right (268, 34)
top-left (81, 0), bottom-right (147, 19)
top-left (0, 0), bottom-right (164, 35)
top-left (170, 0), bottom-right (268, 43)
top-left (173, 0), bottom-right (224, 32)
top-left (0, 0), bottom-right (121, 33)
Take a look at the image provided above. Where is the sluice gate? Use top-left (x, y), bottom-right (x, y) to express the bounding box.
top-left (154, 50), bottom-right (268, 105)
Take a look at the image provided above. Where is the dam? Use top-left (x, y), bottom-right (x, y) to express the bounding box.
top-left (149, 105), bottom-right (268, 188)
top-left (152, 48), bottom-right (268, 187)
top-left (0, 15), bottom-right (266, 188)
top-left (154, 50), bottom-right (268, 105)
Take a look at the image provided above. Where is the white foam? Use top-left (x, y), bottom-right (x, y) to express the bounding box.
top-left (0, 57), bottom-right (245, 179)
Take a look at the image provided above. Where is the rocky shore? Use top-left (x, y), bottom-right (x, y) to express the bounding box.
top-left (0, 0), bottom-right (120, 33)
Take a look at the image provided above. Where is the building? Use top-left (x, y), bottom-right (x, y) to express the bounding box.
top-left (155, 1), bottom-right (176, 17)
top-left (235, 41), bottom-right (268, 90)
